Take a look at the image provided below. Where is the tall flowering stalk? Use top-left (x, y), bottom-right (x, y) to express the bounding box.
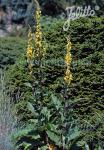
top-left (26, 27), bottom-right (33, 74)
top-left (35, 3), bottom-right (55, 150)
top-left (26, 0), bottom-right (46, 74)
top-left (64, 37), bottom-right (73, 85)
top-left (35, 8), bottom-right (42, 55)
top-left (34, 1), bottom-right (46, 58)
top-left (27, 1), bottom-right (54, 149)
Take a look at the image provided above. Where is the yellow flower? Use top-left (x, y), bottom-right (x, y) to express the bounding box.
top-left (66, 42), bottom-right (72, 51)
top-left (64, 38), bottom-right (73, 85)
top-left (26, 1), bottom-right (47, 75)
top-left (27, 28), bottom-right (33, 60)
top-left (26, 28), bottom-right (33, 74)
top-left (43, 47), bottom-right (46, 56)
top-left (27, 47), bottom-right (33, 59)
top-left (65, 53), bottom-right (72, 65)
top-left (64, 68), bottom-right (73, 84)
top-left (36, 41), bottom-right (42, 48)
top-left (64, 75), bottom-right (72, 84)
top-left (35, 8), bottom-right (46, 57)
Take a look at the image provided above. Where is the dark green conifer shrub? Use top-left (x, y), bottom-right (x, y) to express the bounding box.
top-left (4, 16), bottom-right (104, 149)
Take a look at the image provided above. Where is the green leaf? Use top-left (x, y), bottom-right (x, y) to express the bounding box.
top-left (16, 142), bottom-right (31, 150)
top-left (47, 110), bottom-right (51, 121)
top-left (39, 145), bottom-right (48, 150)
top-left (24, 143), bottom-right (31, 150)
top-left (68, 127), bottom-right (80, 141)
top-left (51, 94), bottom-right (61, 110)
top-left (29, 119), bottom-right (38, 124)
top-left (31, 135), bottom-right (40, 140)
top-left (27, 102), bottom-right (38, 117)
top-left (46, 130), bottom-right (60, 144)
top-left (41, 107), bottom-right (47, 114)
top-left (47, 123), bottom-right (58, 132)
top-left (41, 107), bottom-right (51, 121)
top-left (60, 112), bottom-right (65, 122)
top-left (27, 102), bottom-right (35, 113)
top-left (77, 141), bottom-right (86, 147)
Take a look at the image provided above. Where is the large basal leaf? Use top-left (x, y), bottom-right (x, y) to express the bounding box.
top-left (24, 142), bottom-right (32, 150)
top-left (27, 102), bottom-right (38, 117)
top-left (39, 145), bottom-right (48, 150)
top-left (16, 142), bottom-right (31, 150)
top-left (67, 127), bottom-right (81, 141)
top-left (41, 107), bottom-right (51, 121)
top-left (47, 123), bottom-right (59, 133)
top-left (30, 135), bottom-right (40, 140)
top-left (51, 94), bottom-right (62, 110)
top-left (46, 130), bottom-right (61, 145)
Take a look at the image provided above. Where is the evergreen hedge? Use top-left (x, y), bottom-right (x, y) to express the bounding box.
top-left (4, 16), bottom-right (104, 148)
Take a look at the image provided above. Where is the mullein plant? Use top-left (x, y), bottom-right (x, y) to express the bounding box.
top-left (26, 1), bottom-right (55, 150)
top-left (27, 1), bottom-right (75, 150)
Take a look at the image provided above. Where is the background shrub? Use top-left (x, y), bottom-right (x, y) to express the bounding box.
top-left (0, 37), bottom-right (27, 68)
top-left (4, 16), bottom-right (104, 148)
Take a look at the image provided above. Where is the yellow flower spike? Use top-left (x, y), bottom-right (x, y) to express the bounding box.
top-left (27, 28), bottom-right (33, 60)
top-left (66, 41), bottom-right (72, 51)
top-left (26, 0), bottom-right (47, 75)
top-left (26, 27), bottom-right (33, 74)
top-left (65, 53), bottom-right (72, 65)
top-left (34, 7), bottom-right (46, 57)
top-left (43, 46), bottom-right (46, 56)
top-left (35, 9), bottom-right (42, 48)
top-left (64, 37), bottom-right (73, 85)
